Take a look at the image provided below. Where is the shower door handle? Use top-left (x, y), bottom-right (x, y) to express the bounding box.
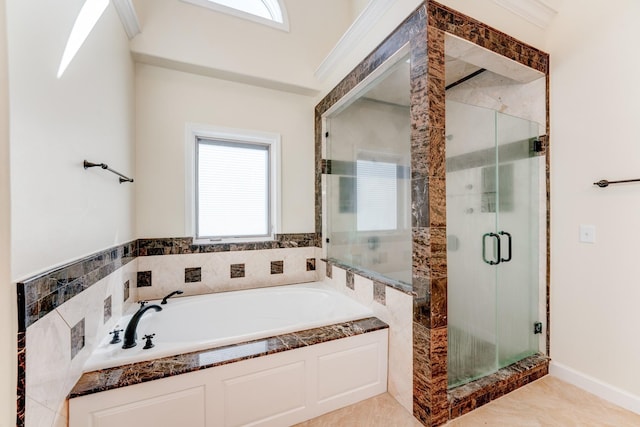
top-left (499, 231), bottom-right (512, 263)
top-left (482, 233), bottom-right (501, 265)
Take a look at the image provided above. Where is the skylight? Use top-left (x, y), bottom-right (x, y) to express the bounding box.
top-left (182, 0), bottom-right (288, 31)
top-left (57, 0), bottom-right (109, 78)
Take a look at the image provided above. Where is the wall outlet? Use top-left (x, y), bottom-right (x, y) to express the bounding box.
top-left (579, 224), bottom-right (596, 243)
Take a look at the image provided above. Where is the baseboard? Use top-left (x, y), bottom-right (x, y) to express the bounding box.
top-left (549, 361), bottom-right (640, 415)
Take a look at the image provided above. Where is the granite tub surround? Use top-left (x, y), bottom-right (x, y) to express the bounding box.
top-left (135, 246), bottom-right (321, 301)
top-left (321, 260), bottom-right (414, 414)
top-left (24, 259), bottom-right (138, 427)
top-left (70, 317), bottom-right (388, 398)
top-left (137, 233), bottom-right (320, 256)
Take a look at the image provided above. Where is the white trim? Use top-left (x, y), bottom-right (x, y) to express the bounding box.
top-left (184, 123), bottom-right (281, 243)
top-left (314, 0), bottom-right (396, 80)
top-left (322, 44), bottom-right (410, 118)
top-left (550, 361), bottom-right (640, 415)
top-left (112, 0), bottom-right (141, 39)
top-left (492, 0), bottom-right (558, 29)
top-left (180, 0), bottom-right (289, 32)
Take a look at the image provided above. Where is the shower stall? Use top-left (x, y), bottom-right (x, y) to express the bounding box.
top-left (316, 3), bottom-right (550, 423)
top-left (445, 100), bottom-right (543, 387)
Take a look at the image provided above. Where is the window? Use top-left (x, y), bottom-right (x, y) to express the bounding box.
top-left (181, 0), bottom-right (289, 31)
top-left (186, 125), bottom-right (280, 243)
top-left (356, 159), bottom-right (398, 231)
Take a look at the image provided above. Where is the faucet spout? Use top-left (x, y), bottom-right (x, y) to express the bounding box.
top-left (122, 303), bottom-right (162, 349)
top-left (161, 290), bottom-right (184, 304)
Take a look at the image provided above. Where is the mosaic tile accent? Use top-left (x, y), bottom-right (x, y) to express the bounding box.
top-left (346, 271), bottom-right (354, 290)
top-left (69, 317), bottom-right (388, 398)
top-left (448, 354), bottom-right (549, 420)
top-left (306, 258), bottom-right (316, 271)
top-left (373, 281), bottom-right (386, 305)
top-left (123, 280), bottom-right (130, 302)
top-left (70, 318), bottom-right (85, 360)
top-left (103, 295), bottom-right (112, 323)
top-left (230, 264), bottom-right (245, 279)
top-left (185, 267), bottom-right (201, 283)
top-left (137, 271), bottom-right (152, 288)
top-left (270, 260), bottom-right (284, 275)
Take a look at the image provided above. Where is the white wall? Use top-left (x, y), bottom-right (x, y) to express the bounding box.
top-left (6, 0), bottom-right (136, 280)
top-left (135, 64), bottom-right (315, 237)
top-left (131, 0), bottom-right (354, 92)
top-left (548, 0), bottom-right (640, 400)
top-left (0, 0), bottom-right (16, 425)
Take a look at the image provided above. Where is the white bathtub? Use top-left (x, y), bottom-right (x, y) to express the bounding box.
top-left (83, 282), bottom-right (374, 371)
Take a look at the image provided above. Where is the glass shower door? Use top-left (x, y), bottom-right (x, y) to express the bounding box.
top-left (446, 100), bottom-right (541, 387)
top-left (495, 111), bottom-right (540, 368)
top-left (446, 101), bottom-right (498, 387)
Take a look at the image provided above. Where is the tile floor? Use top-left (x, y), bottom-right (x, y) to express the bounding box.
top-left (295, 376), bottom-right (640, 426)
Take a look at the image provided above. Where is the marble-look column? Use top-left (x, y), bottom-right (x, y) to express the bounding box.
top-left (411, 11), bottom-right (448, 426)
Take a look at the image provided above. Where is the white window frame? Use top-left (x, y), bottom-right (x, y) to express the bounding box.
top-left (180, 0), bottom-right (290, 32)
top-left (185, 123), bottom-right (281, 244)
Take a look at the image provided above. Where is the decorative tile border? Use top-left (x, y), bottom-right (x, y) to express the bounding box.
top-left (137, 233), bottom-right (320, 256)
top-left (324, 258), bottom-right (414, 296)
top-left (69, 317), bottom-right (388, 398)
top-left (16, 240), bottom-right (137, 331)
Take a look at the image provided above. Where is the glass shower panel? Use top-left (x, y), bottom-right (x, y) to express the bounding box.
top-left (325, 55), bottom-right (412, 284)
top-left (495, 112), bottom-right (540, 367)
top-left (446, 100), bottom-right (498, 387)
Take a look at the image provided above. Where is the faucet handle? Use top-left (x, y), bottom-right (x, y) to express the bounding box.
top-left (142, 333), bottom-right (156, 350)
top-left (109, 328), bottom-right (124, 344)
top-left (138, 300), bottom-right (148, 307)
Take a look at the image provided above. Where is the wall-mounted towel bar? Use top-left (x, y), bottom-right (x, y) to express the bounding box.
top-left (84, 160), bottom-right (134, 183)
top-left (594, 178), bottom-right (640, 188)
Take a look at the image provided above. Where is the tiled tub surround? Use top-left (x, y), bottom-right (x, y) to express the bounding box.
top-left (136, 246), bottom-right (320, 301)
top-left (321, 261), bottom-right (415, 414)
top-left (83, 283), bottom-right (375, 371)
top-left (69, 319), bottom-right (389, 426)
top-left (24, 259), bottom-right (139, 427)
top-left (315, 2), bottom-right (550, 426)
top-left (17, 233), bottom-right (320, 427)
top-left (71, 317), bottom-right (388, 397)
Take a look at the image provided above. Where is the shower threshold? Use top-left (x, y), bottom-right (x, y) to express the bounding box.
top-left (447, 353), bottom-right (549, 421)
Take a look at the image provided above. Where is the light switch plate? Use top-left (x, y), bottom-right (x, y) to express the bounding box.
top-left (579, 224), bottom-right (596, 243)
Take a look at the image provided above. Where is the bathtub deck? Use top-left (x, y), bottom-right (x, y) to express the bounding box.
top-left (69, 317), bottom-right (388, 398)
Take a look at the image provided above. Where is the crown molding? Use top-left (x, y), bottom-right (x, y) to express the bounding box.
top-left (493, 0), bottom-right (559, 29)
top-left (314, 0), bottom-right (396, 81)
top-left (112, 0), bottom-right (141, 39)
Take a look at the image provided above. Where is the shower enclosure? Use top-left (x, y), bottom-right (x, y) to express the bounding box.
top-left (323, 51), bottom-right (412, 285)
top-left (446, 100), bottom-right (542, 387)
top-left (317, 3), bottom-right (550, 424)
